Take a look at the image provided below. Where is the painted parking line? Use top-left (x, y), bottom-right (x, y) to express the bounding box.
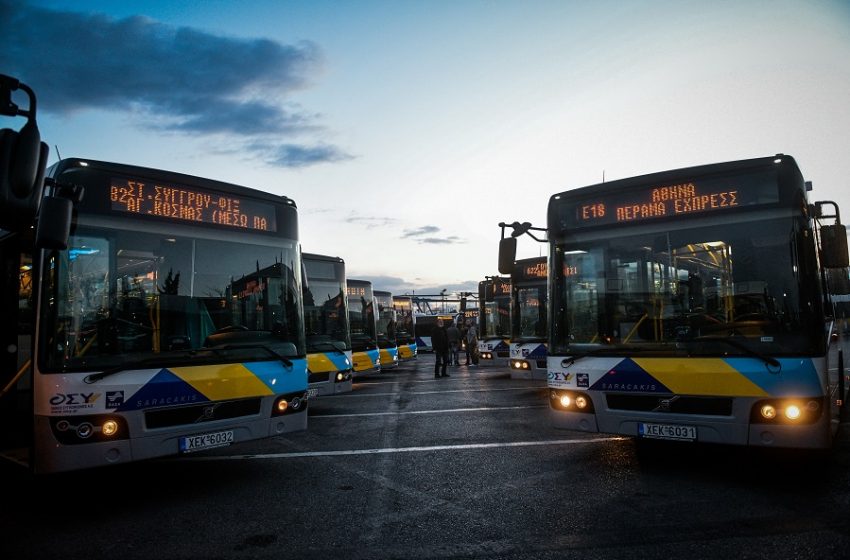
top-left (310, 404), bottom-right (546, 418)
top-left (189, 437), bottom-right (625, 461)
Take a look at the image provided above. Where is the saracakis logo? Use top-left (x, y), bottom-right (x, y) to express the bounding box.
top-left (589, 359), bottom-right (670, 393)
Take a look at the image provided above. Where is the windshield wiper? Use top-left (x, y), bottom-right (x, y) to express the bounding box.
top-left (694, 336), bottom-right (780, 368)
top-left (560, 345), bottom-right (648, 367)
top-left (210, 343), bottom-right (294, 368)
top-left (84, 344), bottom-right (295, 384)
top-left (84, 350), bottom-right (217, 383)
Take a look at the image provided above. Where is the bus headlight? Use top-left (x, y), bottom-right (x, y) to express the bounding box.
top-left (550, 389), bottom-right (594, 413)
top-left (102, 419), bottom-right (120, 437)
top-left (50, 415), bottom-right (128, 444)
top-left (752, 398), bottom-right (823, 424)
top-left (272, 392), bottom-right (310, 416)
top-left (760, 404), bottom-right (777, 420)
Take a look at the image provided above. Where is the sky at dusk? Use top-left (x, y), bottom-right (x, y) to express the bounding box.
top-left (2, 0), bottom-right (850, 298)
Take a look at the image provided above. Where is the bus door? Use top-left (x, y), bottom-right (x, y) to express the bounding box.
top-left (0, 232), bottom-right (34, 466)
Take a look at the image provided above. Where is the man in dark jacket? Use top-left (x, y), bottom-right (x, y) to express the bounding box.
top-left (432, 318), bottom-right (450, 378)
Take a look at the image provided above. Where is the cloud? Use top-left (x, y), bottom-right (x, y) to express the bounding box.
top-left (344, 215), bottom-right (398, 229)
top-left (402, 225), bottom-right (440, 238)
top-left (402, 225), bottom-right (465, 244)
top-left (420, 236), bottom-right (464, 245)
top-left (0, 0), bottom-right (350, 167)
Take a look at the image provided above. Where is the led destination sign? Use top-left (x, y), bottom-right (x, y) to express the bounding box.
top-left (567, 177), bottom-right (779, 229)
top-left (110, 177), bottom-right (278, 232)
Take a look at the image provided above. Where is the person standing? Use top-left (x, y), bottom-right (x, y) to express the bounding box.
top-left (446, 320), bottom-right (461, 366)
top-left (432, 318), bottom-right (450, 378)
top-left (465, 321), bottom-right (479, 366)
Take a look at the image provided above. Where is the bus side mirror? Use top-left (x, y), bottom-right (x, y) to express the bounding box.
top-left (498, 237), bottom-right (516, 274)
top-left (820, 224), bottom-right (849, 269)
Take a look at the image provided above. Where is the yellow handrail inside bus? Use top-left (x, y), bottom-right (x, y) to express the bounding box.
top-left (0, 359), bottom-right (31, 400)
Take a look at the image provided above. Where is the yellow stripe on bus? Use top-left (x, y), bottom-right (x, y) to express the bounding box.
top-left (170, 364), bottom-right (275, 400)
top-left (633, 358), bottom-right (770, 397)
top-left (307, 353), bottom-right (337, 373)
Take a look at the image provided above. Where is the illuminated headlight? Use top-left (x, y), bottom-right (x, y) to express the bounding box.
top-left (50, 415), bottom-right (128, 444)
top-left (550, 389), bottom-right (594, 413)
top-left (760, 404), bottom-right (777, 420)
top-left (276, 399), bottom-right (289, 413)
top-left (336, 372), bottom-right (345, 382)
top-left (102, 419), bottom-right (120, 437)
top-left (752, 398), bottom-right (823, 424)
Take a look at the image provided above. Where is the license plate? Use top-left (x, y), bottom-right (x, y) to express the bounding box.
top-left (179, 430), bottom-right (234, 453)
top-left (306, 388), bottom-right (319, 398)
top-left (638, 422), bottom-right (697, 441)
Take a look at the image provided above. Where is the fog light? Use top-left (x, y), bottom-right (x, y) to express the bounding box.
top-left (559, 395), bottom-right (572, 408)
top-left (785, 405), bottom-right (802, 420)
top-left (102, 419), bottom-right (119, 437)
top-left (760, 404), bottom-right (777, 420)
top-left (575, 395), bottom-right (588, 410)
top-left (276, 399), bottom-right (289, 413)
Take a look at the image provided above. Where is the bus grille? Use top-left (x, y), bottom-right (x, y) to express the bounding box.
top-left (605, 394), bottom-right (733, 416)
top-left (145, 398), bottom-right (262, 429)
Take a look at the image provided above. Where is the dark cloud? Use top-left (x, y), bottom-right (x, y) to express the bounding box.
top-left (0, 0), bottom-right (351, 167)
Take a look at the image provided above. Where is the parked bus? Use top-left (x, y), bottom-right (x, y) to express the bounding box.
top-left (346, 279), bottom-right (381, 377)
top-left (302, 253), bottom-right (353, 396)
top-left (0, 158), bottom-right (309, 474)
top-left (414, 313), bottom-right (456, 353)
top-left (477, 277), bottom-right (511, 365)
top-left (536, 154), bottom-right (849, 449)
top-left (374, 290), bottom-right (400, 370)
top-left (393, 295), bottom-right (418, 361)
top-left (508, 257), bottom-right (548, 379)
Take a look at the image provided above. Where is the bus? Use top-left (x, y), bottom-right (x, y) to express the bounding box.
top-left (0, 158), bottom-right (310, 474)
top-left (508, 257), bottom-right (548, 379)
top-left (302, 253), bottom-right (353, 396)
top-left (346, 279), bottom-right (381, 377)
top-left (537, 154), bottom-right (849, 449)
top-left (477, 276), bottom-right (511, 365)
top-left (414, 313), bottom-right (457, 353)
top-left (393, 295), bottom-right (418, 361)
top-left (374, 290), bottom-right (400, 370)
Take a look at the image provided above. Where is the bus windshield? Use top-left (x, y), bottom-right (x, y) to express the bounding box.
top-left (41, 225), bottom-right (305, 372)
top-left (303, 259), bottom-right (350, 353)
top-left (551, 211), bottom-right (822, 357)
top-left (348, 284), bottom-right (377, 352)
